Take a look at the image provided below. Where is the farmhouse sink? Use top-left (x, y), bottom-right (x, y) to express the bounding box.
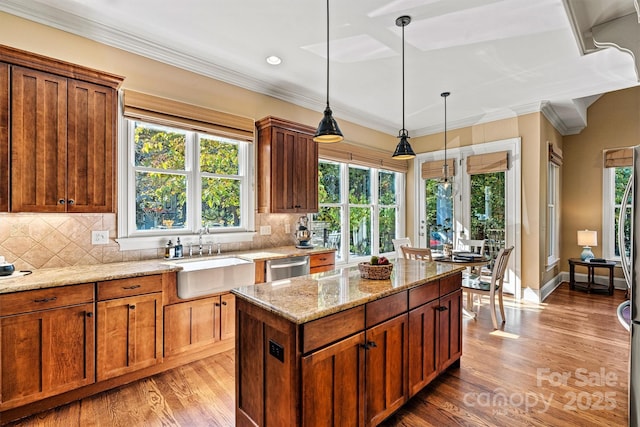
top-left (164, 257), bottom-right (255, 299)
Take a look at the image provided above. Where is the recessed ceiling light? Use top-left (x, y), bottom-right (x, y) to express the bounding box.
top-left (266, 55), bottom-right (282, 65)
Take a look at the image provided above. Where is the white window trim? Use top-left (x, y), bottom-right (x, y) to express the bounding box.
top-left (601, 166), bottom-right (627, 261)
top-left (546, 162), bottom-right (560, 268)
top-left (115, 99), bottom-right (255, 251)
top-left (414, 137), bottom-right (521, 296)
top-left (318, 160), bottom-right (405, 265)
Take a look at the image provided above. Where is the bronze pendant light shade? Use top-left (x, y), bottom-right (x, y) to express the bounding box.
top-left (314, 0), bottom-right (343, 143)
top-left (392, 15), bottom-right (416, 159)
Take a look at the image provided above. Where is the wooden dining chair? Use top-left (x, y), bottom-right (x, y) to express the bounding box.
top-left (400, 246), bottom-right (433, 261)
top-left (462, 246), bottom-right (514, 329)
top-left (457, 238), bottom-right (486, 255)
top-left (392, 237), bottom-right (412, 259)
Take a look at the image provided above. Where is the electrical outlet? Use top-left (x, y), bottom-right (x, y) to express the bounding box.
top-left (284, 223), bottom-right (290, 234)
top-left (91, 230), bottom-right (109, 245)
top-left (260, 225), bottom-right (272, 235)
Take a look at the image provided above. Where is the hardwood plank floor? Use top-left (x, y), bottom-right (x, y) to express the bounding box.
top-left (3, 283), bottom-right (630, 426)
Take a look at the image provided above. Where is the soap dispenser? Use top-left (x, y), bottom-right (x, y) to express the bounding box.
top-left (165, 240), bottom-right (175, 259)
top-left (175, 238), bottom-right (183, 258)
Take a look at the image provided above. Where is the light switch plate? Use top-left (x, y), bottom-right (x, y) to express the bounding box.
top-left (91, 230), bottom-right (109, 245)
top-left (260, 225), bottom-right (272, 235)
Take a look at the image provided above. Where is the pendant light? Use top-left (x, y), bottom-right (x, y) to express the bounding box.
top-left (392, 15), bottom-right (416, 159)
top-left (314, 0), bottom-right (343, 143)
top-left (440, 91), bottom-right (452, 189)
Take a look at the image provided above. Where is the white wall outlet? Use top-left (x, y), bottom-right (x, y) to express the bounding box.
top-left (260, 225), bottom-right (272, 235)
top-left (91, 230), bottom-right (110, 245)
top-left (285, 223), bottom-right (291, 234)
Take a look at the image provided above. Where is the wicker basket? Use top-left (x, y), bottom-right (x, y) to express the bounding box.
top-left (358, 262), bottom-right (393, 280)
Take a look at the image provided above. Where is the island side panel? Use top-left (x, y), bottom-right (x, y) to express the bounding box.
top-left (236, 298), bottom-right (299, 427)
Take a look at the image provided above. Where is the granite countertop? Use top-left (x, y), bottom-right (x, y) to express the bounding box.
top-left (0, 246), bottom-right (337, 294)
top-left (231, 259), bottom-right (465, 324)
top-left (0, 260), bottom-right (181, 294)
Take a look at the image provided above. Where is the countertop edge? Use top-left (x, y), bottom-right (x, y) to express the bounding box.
top-left (231, 264), bottom-right (465, 324)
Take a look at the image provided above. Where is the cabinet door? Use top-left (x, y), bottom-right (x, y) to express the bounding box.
top-left (0, 62), bottom-right (8, 212)
top-left (365, 314), bottom-right (408, 426)
top-left (97, 292), bottom-right (162, 380)
top-left (0, 303), bottom-right (95, 409)
top-left (438, 289), bottom-right (462, 372)
top-left (10, 66), bottom-right (67, 212)
top-left (408, 299), bottom-right (439, 397)
top-left (302, 331), bottom-right (365, 427)
top-left (271, 127), bottom-right (297, 212)
top-left (67, 79), bottom-right (115, 212)
top-left (292, 131), bottom-right (318, 212)
top-left (164, 296), bottom-right (219, 357)
top-left (220, 293), bottom-right (235, 341)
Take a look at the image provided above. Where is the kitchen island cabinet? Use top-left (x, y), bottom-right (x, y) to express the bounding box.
top-left (233, 260), bottom-right (464, 427)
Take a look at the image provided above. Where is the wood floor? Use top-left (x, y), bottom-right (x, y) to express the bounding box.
top-left (3, 283), bottom-right (630, 427)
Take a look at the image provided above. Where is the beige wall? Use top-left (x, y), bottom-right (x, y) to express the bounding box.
top-left (562, 87), bottom-right (640, 272)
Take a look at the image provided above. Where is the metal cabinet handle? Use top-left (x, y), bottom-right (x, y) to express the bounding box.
top-left (215, 302), bottom-right (221, 307)
top-left (437, 306), bottom-right (448, 312)
top-left (34, 296), bottom-right (57, 303)
top-left (68, 199), bottom-right (75, 205)
top-left (221, 301), bottom-right (227, 306)
top-left (361, 341), bottom-right (377, 350)
top-left (87, 312), bottom-right (93, 318)
top-left (129, 305), bottom-right (136, 310)
top-left (58, 199), bottom-right (65, 205)
top-left (122, 285), bottom-right (141, 290)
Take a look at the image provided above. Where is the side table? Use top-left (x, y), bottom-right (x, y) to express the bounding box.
top-left (568, 258), bottom-right (616, 295)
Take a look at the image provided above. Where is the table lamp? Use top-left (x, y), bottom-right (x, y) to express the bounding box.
top-left (577, 229), bottom-right (597, 261)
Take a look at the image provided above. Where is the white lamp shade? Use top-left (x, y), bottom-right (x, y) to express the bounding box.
top-left (577, 230), bottom-right (597, 247)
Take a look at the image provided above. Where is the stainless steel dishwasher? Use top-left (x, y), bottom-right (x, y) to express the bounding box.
top-left (266, 256), bottom-right (310, 281)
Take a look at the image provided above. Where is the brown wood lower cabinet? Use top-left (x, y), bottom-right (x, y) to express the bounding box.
top-left (301, 332), bottom-right (366, 427)
top-left (164, 293), bottom-right (235, 357)
top-left (236, 271), bottom-right (463, 427)
top-left (0, 284), bottom-right (95, 410)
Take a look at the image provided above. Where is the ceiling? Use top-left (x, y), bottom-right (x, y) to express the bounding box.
top-left (1, 0), bottom-right (639, 137)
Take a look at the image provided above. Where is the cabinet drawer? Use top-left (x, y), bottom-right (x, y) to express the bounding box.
top-left (440, 272), bottom-right (462, 296)
top-left (0, 283), bottom-right (94, 317)
top-left (366, 291), bottom-right (408, 328)
top-left (302, 306), bottom-right (364, 354)
top-left (97, 275), bottom-right (162, 301)
top-left (408, 280), bottom-right (439, 310)
top-left (310, 252), bottom-right (335, 268)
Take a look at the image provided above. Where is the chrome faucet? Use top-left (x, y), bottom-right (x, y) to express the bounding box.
top-left (198, 227), bottom-right (209, 256)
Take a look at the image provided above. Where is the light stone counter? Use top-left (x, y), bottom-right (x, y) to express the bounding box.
top-left (231, 259), bottom-right (465, 324)
top-left (0, 260), bottom-right (180, 294)
top-left (0, 246), bottom-right (336, 294)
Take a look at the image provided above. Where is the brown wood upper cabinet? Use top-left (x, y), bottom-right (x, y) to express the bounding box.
top-left (1, 45), bottom-right (123, 213)
top-left (0, 62), bottom-right (8, 212)
top-left (256, 116), bottom-right (318, 213)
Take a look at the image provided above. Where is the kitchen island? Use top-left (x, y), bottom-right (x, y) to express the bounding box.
top-left (232, 259), bottom-right (465, 427)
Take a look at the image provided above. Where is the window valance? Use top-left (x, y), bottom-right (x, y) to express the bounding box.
top-left (603, 147), bottom-right (633, 168)
top-left (421, 159), bottom-right (456, 179)
top-left (548, 142), bottom-right (563, 166)
top-left (318, 142), bottom-right (408, 173)
top-left (466, 151), bottom-right (509, 174)
top-left (123, 90), bottom-right (254, 142)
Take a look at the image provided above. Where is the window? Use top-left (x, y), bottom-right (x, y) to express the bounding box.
top-left (314, 160), bottom-right (404, 263)
top-left (123, 120), bottom-right (251, 238)
top-left (603, 165), bottom-right (632, 260)
top-left (547, 162), bottom-right (560, 265)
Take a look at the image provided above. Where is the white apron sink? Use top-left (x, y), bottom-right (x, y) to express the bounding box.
top-left (164, 257), bottom-right (255, 299)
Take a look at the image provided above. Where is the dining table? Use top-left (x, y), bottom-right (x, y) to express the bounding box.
top-left (434, 251), bottom-right (492, 319)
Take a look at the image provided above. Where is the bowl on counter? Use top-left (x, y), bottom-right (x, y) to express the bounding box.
top-left (0, 256), bottom-right (15, 276)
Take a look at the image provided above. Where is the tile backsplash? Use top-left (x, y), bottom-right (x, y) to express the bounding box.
top-left (0, 212), bottom-right (302, 270)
